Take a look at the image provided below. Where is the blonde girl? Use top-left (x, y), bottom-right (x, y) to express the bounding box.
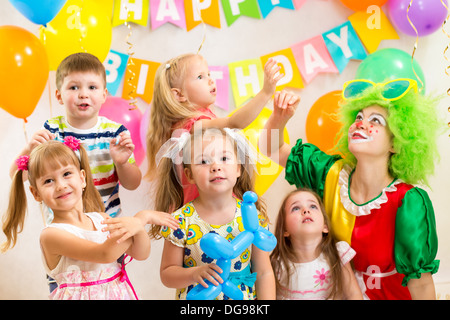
top-left (1, 138), bottom-right (170, 300)
top-left (155, 128), bottom-right (275, 300)
top-left (146, 53), bottom-right (283, 203)
top-left (271, 188), bottom-right (362, 300)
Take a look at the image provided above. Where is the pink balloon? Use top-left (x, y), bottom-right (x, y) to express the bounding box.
top-left (99, 96), bottom-right (145, 166)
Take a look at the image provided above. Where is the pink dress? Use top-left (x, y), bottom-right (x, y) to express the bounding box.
top-left (41, 212), bottom-right (138, 300)
top-left (174, 107), bottom-right (217, 204)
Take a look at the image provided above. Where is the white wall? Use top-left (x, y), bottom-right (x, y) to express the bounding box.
top-left (1, 0), bottom-right (449, 299)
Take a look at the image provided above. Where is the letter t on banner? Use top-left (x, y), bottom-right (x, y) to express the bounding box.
top-left (229, 59), bottom-right (263, 107)
top-left (322, 21), bottom-right (367, 73)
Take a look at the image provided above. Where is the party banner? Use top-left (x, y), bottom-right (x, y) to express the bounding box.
top-left (290, 35), bottom-right (338, 84)
top-left (221, 0), bottom-right (261, 27)
top-left (229, 58), bottom-right (263, 107)
top-left (348, 7), bottom-right (399, 54)
top-left (292, 0), bottom-right (306, 9)
top-left (150, 0), bottom-right (186, 29)
top-left (104, 50), bottom-right (130, 96)
top-left (322, 21), bottom-right (367, 73)
top-left (121, 57), bottom-right (161, 103)
top-left (257, 0), bottom-right (295, 19)
top-left (112, 0), bottom-right (150, 27)
top-left (260, 48), bottom-right (304, 90)
top-left (209, 65), bottom-right (230, 111)
top-left (185, 0), bottom-right (221, 31)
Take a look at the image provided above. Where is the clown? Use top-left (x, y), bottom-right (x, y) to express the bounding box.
top-left (260, 79), bottom-right (442, 300)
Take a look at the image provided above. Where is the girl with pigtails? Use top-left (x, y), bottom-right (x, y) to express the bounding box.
top-left (1, 138), bottom-right (177, 300)
top-left (261, 80), bottom-right (442, 300)
top-left (154, 127), bottom-right (276, 300)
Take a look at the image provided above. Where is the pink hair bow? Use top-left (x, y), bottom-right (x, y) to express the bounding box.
top-left (63, 136), bottom-right (81, 151)
top-left (15, 155), bottom-right (29, 171)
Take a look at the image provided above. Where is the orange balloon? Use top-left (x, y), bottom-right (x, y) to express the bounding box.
top-left (0, 26), bottom-right (49, 121)
top-left (305, 91), bottom-right (343, 154)
top-left (340, 0), bottom-right (388, 11)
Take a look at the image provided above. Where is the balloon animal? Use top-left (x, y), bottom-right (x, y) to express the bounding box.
top-left (186, 191), bottom-right (277, 300)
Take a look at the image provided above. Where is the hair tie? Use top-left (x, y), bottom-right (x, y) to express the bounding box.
top-left (16, 155), bottom-right (29, 171)
top-left (165, 63), bottom-right (171, 70)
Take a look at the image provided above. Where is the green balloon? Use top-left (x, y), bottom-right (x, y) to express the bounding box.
top-left (356, 48), bottom-right (425, 92)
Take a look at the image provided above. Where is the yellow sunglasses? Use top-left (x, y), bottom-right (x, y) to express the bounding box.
top-left (342, 78), bottom-right (418, 102)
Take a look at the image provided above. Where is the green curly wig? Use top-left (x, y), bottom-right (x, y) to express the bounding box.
top-left (334, 85), bottom-right (442, 187)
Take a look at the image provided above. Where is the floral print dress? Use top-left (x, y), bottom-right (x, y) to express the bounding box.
top-left (161, 197), bottom-right (266, 300)
top-left (277, 241), bottom-right (355, 300)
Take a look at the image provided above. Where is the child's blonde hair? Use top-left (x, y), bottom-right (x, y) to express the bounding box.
top-left (1, 140), bottom-right (104, 252)
top-left (146, 53), bottom-right (206, 180)
top-left (270, 188), bottom-right (344, 299)
top-left (149, 128), bottom-right (267, 239)
top-left (56, 52), bottom-right (107, 90)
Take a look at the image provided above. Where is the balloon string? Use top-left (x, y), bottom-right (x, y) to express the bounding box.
top-left (47, 78), bottom-right (53, 118)
top-left (23, 119), bottom-right (28, 143)
top-left (440, 0), bottom-right (450, 135)
top-left (78, 0), bottom-right (87, 53)
top-left (406, 0), bottom-right (423, 92)
top-left (124, 6), bottom-right (138, 111)
top-left (195, 0), bottom-right (207, 54)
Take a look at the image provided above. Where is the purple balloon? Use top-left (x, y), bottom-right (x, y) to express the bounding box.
top-left (388, 0), bottom-right (448, 37)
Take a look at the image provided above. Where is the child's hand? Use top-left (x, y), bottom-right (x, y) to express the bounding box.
top-left (273, 90), bottom-right (300, 120)
top-left (27, 129), bottom-right (55, 153)
top-left (101, 216), bottom-right (144, 244)
top-left (262, 58), bottom-right (284, 96)
top-left (137, 210), bottom-right (180, 230)
top-left (110, 132), bottom-right (135, 165)
top-left (192, 264), bottom-right (224, 288)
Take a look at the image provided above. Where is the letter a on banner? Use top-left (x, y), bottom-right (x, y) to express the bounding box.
top-left (322, 21), bottom-right (367, 73)
top-left (290, 35), bottom-right (338, 84)
top-left (150, 0), bottom-right (187, 29)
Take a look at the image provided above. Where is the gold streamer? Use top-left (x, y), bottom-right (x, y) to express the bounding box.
top-left (124, 6), bottom-right (138, 111)
top-left (440, 0), bottom-right (450, 135)
top-left (194, 0), bottom-right (207, 54)
top-left (406, 0), bottom-right (424, 92)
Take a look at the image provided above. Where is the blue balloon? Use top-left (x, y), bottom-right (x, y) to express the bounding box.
top-left (9, 0), bottom-right (67, 26)
top-left (186, 191), bottom-right (277, 300)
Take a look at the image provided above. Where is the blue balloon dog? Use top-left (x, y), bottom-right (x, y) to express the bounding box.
top-left (186, 191), bottom-right (277, 300)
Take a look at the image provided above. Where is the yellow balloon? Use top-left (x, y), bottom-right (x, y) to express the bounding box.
top-left (229, 107), bottom-right (290, 196)
top-left (39, 0), bottom-right (112, 70)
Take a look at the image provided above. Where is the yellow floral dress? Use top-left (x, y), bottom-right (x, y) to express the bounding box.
top-left (161, 197), bottom-right (266, 300)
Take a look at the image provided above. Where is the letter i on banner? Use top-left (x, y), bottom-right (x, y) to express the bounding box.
top-left (112, 0), bottom-right (150, 27)
top-left (260, 48), bottom-right (304, 90)
top-left (229, 59), bottom-right (263, 107)
top-left (290, 35), bottom-right (338, 84)
top-left (122, 58), bottom-right (161, 103)
top-left (322, 21), bottom-right (367, 73)
top-left (150, 0), bottom-right (187, 30)
top-left (104, 50), bottom-right (130, 96)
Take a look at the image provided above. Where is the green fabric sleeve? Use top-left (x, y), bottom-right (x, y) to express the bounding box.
top-left (395, 187), bottom-right (439, 286)
top-left (285, 139), bottom-right (341, 198)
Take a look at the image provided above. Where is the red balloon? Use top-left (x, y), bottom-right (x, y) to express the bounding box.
top-left (99, 97), bottom-right (145, 166)
top-left (305, 91), bottom-right (343, 154)
top-left (0, 25), bottom-right (49, 121)
top-left (340, 0), bottom-right (388, 11)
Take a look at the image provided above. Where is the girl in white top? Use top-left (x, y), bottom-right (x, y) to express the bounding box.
top-left (2, 137), bottom-right (178, 299)
top-left (270, 188), bottom-right (362, 300)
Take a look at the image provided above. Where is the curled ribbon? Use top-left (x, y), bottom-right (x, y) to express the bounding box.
top-left (440, 0), bottom-right (450, 134)
top-left (406, 0), bottom-right (424, 92)
top-left (124, 6), bottom-right (138, 111)
top-left (194, 0), bottom-right (207, 54)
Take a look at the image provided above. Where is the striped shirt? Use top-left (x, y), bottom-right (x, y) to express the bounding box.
top-left (44, 116), bottom-right (136, 218)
